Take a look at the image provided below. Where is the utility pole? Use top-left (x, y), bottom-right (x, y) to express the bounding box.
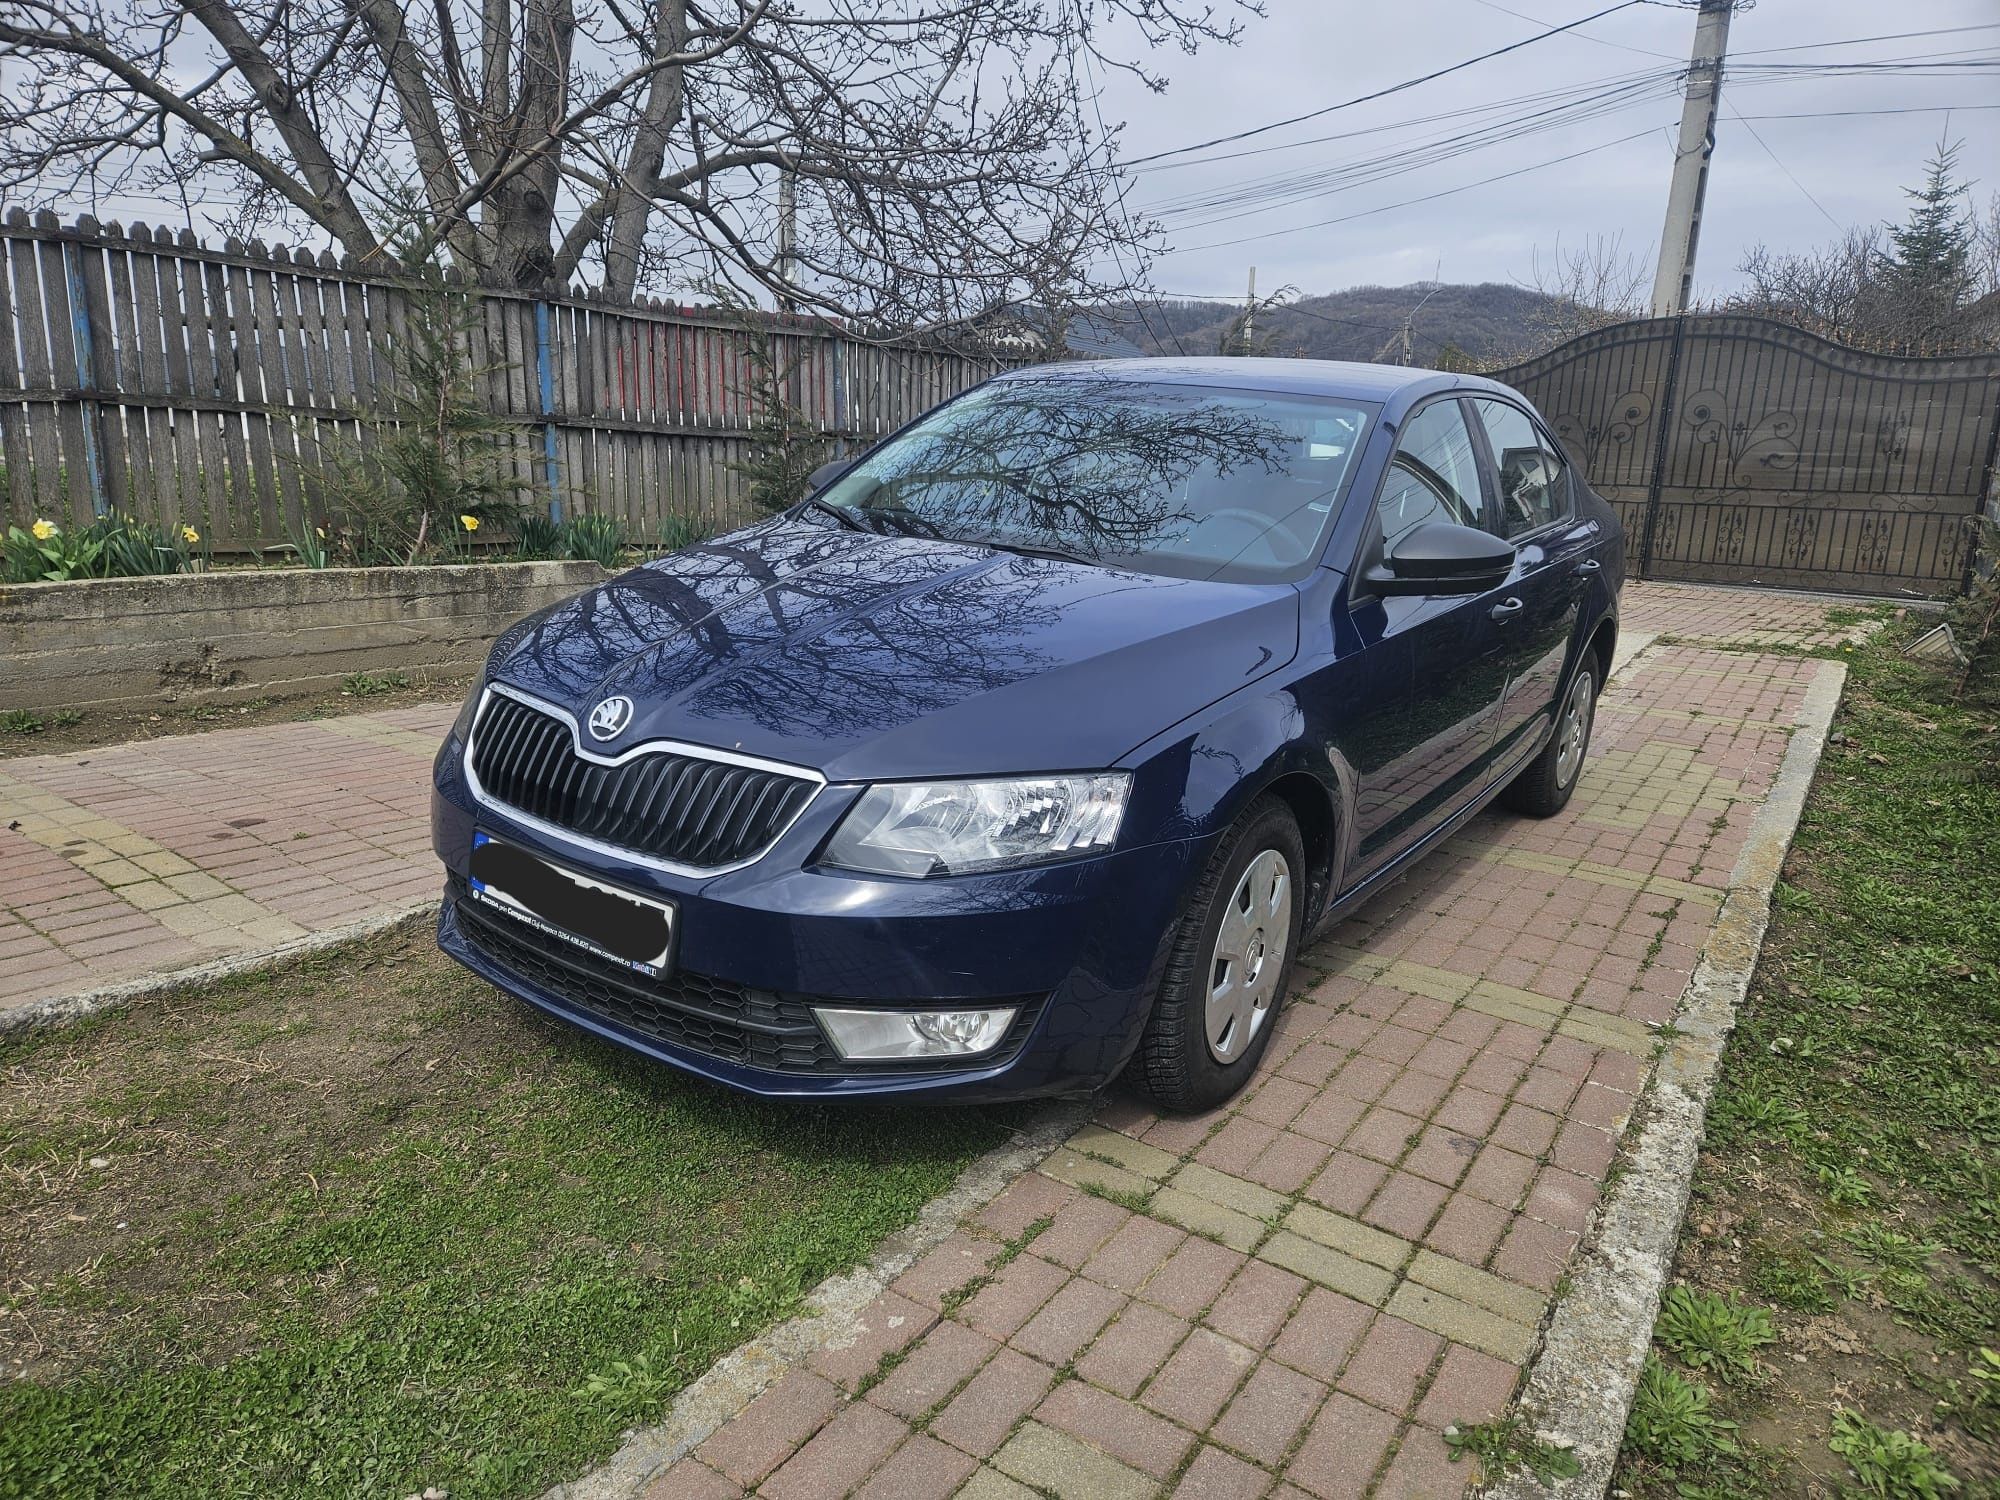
top-left (1650, 0), bottom-right (1733, 317)
top-left (1243, 265), bottom-right (1257, 353)
top-left (776, 166), bottom-right (798, 313)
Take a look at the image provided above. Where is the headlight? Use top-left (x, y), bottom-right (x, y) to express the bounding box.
top-left (822, 773), bottom-right (1131, 877)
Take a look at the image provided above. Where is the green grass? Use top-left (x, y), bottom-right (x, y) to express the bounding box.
top-left (339, 670), bottom-right (411, 697)
top-left (1614, 621), bottom-right (2000, 1497)
top-left (0, 931), bottom-right (1008, 1498)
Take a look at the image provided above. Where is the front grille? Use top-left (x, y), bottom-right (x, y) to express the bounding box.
top-left (451, 880), bottom-right (1043, 1075)
top-left (469, 691), bottom-right (817, 869)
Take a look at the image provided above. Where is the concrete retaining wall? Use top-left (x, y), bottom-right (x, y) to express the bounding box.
top-left (0, 561), bottom-right (612, 712)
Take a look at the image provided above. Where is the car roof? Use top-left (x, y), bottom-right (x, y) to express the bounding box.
top-left (991, 356), bottom-right (1522, 406)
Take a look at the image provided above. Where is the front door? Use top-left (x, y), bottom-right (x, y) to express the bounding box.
top-left (1344, 398), bottom-right (1515, 874)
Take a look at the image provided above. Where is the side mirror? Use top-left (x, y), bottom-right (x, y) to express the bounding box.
top-left (806, 457), bottom-right (856, 495)
top-left (1365, 521), bottom-right (1515, 597)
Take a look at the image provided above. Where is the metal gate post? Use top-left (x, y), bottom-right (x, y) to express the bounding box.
top-left (1637, 314), bottom-right (1688, 579)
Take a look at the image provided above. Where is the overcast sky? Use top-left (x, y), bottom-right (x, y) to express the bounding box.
top-left (1098, 0), bottom-right (2000, 302)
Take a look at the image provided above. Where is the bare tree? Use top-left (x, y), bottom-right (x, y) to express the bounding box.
top-left (1730, 227), bottom-right (1885, 342)
top-left (0, 0), bottom-right (1253, 321)
top-left (1515, 233), bottom-right (1647, 355)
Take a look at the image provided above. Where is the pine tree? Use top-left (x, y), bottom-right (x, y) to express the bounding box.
top-left (1879, 139), bottom-right (1975, 331)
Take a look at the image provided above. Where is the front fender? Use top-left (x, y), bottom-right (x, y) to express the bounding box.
top-left (1120, 680), bottom-right (1349, 927)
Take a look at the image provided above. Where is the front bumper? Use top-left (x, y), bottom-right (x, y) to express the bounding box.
top-left (432, 736), bottom-right (1197, 1101)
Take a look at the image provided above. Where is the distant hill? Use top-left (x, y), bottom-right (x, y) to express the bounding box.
top-left (1107, 282), bottom-right (1591, 369)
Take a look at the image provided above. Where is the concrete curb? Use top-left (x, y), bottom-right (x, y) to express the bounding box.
top-left (541, 1099), bottom-right (1091, 1500)
top-left (0, 899), bottom-right (439, 1035)
top-left (1485, 656), bottom-right (1846, 1499)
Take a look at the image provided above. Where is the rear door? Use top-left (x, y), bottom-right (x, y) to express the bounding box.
top-left (1343, 397), bottom-right (1516, 873)
top-left (1468, 397), bottom-right (1596, 769)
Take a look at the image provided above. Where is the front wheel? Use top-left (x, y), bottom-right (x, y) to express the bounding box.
top-left (1136, 796), bottom-right (1306, 1113)
top-left (1500, 662), bottom-right (1598, 817)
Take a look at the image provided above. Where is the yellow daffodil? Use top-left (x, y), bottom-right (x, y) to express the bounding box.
top-left (31, 518), bottom-right (57, 541)
top-left (181, 525), bottom-right (199, 544)
top-left (459, 514), bottom-right (480, 533)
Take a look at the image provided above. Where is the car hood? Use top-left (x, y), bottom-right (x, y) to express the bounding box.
top-left (486, 517), bottom-right (1299, 780)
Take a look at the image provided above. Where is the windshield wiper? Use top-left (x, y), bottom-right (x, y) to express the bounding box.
top-left (979, 538), bottom-right (1099, 567)
top-left (798, 496), bottom-right (874, 532)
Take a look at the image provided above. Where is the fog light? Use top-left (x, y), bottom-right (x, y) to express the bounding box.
top-left (814, 1006), bottom-right (1018, 1060)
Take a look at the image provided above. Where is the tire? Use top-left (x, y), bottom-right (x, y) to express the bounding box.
top-left (1136, 796), bottom-right (1306, 1113)
top-left (1500, 660), bottom-right (1598, 817)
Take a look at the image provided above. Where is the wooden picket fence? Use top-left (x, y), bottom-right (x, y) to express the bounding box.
top-left (0, 209), bottom-right (1014, 548)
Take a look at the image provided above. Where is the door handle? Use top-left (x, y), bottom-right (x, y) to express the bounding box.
top-left (1575, 559), bottom-right (1601, 575)
top-left (1490, 597), bottom-right (1524, 622)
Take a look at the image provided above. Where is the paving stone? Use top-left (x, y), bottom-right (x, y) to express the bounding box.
top-left (1406, 1250), bottom-right (1545, 1325)
top-left (1287, 1392), bottom-right (1398, 1499)
top-left (1076, 1300), bottom-right (1188, 1398)
top-left (1033, 1195), bottom-right (1132, 1270)
top-left (1413, 1342), bottom-right (1521, 1429)
top-left (1141, 1327), bottom-right (1259, 1430)
top-left (1069, 1122), bottom-right (1182, 1180)
top-left (959, 1254), bottom-right (1069, 1341)
top-left (978, 1172), bottom-right (1079, 1239)
top-left (1361, 1171), bottom-right (1450, 1240)
top-left (1013, 1275), bottom-right (1125, 1366)
top-left (1281, 1203), bottom-right (1412, 1273)
top-left (956, 1468), bottom-right (1041, 1500)
top-left (1302, 1152), bottom-right (1389, 1216)
top-left (1171, 1162), bottom-right (1289, 1222)
top-left (867, 1319), bottom-right (997, 1421)
top-left (808, 1290), bottom-right (938, 1391)
top-left (695, 1370), bottom-right (843, 1487)
top-left (759, 1401), bottom-right (907, 1500)
top-left (992, 1421), bottom-right (1157, 1500)
top-left (1268, 1286), bottom-right (1373, 1383)
top-left (1038, 1379), bottom-right (1195, 1478)
top-left (1142, 1235), bottom-right (1247, 1317)
top-left (1174, 1444), bottom-right (1275, 1499)
top-left (1255, 1232), bottom-right (1396, 1308)
top-left (892, 1230), bottom-right (1001, 1310)
top-left (1206, 1258), bottom-right (1308, 1350)
top-left (1383, 1282), bottom-right (1534, 1365)
top-left (1042, 1148), bottom-right (1153, 1200)
top-left (1373, 1424), bottom-right (1469, 1499)
top-left (1150, 1185), bottom-right (1268, 1254)
top-left (1210, 1359), bottom-right (1327, 1466)
top-left (852, 1433), bottom-right (978, 1500)
top-left (1081, 1212), bottom-right (1187, 1292)
top-left (930, 1347), bottom-right (1058, 1458)
top-left (1335, 1314), bottom-right (1444, 1414)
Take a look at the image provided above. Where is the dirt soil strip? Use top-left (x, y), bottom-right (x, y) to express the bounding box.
top-left (1488, 658), bottom-right (1847, 1500)
top-left (0, 897), bottom-right (440, 1034)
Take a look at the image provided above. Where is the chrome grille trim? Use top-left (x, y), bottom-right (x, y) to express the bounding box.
top-left (462, 683), bottom-right (826, 877)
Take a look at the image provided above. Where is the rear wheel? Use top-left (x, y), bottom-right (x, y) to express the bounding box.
top-left (1136, 797), bottom-right (1306, 1113)
top-left (1501, 661), bottom-right (1598, 817)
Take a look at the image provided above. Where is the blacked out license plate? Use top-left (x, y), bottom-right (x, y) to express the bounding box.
top-left (468, 832), bottom-right (675, 978)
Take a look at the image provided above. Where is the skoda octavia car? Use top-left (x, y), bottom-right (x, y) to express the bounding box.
top-left (432, 359), bottom-right (1623, 1110)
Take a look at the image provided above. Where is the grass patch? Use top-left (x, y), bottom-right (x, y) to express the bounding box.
top-left (1614, 619), bottom-right (1999, 1497)
top-left (339, 670), bottom-right (411, 697)
top-left (1443, 1414), bottom-right (1581, 1485)
top-left (0, 926), bottom-right (1010, 1497)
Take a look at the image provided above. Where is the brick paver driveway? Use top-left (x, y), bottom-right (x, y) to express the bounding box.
top-left (0, 581), bottom-right (1862, 1498)
top-left (651, 583), bottom-right (1860, 1500)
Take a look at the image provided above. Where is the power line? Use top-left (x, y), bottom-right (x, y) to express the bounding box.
top-left (1124, 0), bottom-right (1661, 167)
top-left (1726, 107), bottom-right (1841, 232)
top-left (1168, 126), bottom-right (1662, 255)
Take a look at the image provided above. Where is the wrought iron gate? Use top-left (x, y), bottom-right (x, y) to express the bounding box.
top-left (1488, 316), bottom-right (2000, 596)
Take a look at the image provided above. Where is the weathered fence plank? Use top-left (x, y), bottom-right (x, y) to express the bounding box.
top-left (0, 211), bottom-right (1008, 545)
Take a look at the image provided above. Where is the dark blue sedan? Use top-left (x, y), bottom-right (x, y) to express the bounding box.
top-left (431, 359), bottom-right (1623, 1110)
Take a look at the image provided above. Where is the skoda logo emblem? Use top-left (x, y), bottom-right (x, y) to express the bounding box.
top-left (586, 695), bottom-right (634, 741)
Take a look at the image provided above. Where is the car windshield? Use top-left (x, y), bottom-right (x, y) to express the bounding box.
top-left (812, 375), bottom-right (1375, 582)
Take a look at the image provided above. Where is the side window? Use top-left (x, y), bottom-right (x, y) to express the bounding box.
top-left (1472, 398), bottom-right (1569, 537)
top-left (1376, 400), bottom-right (1483, 552)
